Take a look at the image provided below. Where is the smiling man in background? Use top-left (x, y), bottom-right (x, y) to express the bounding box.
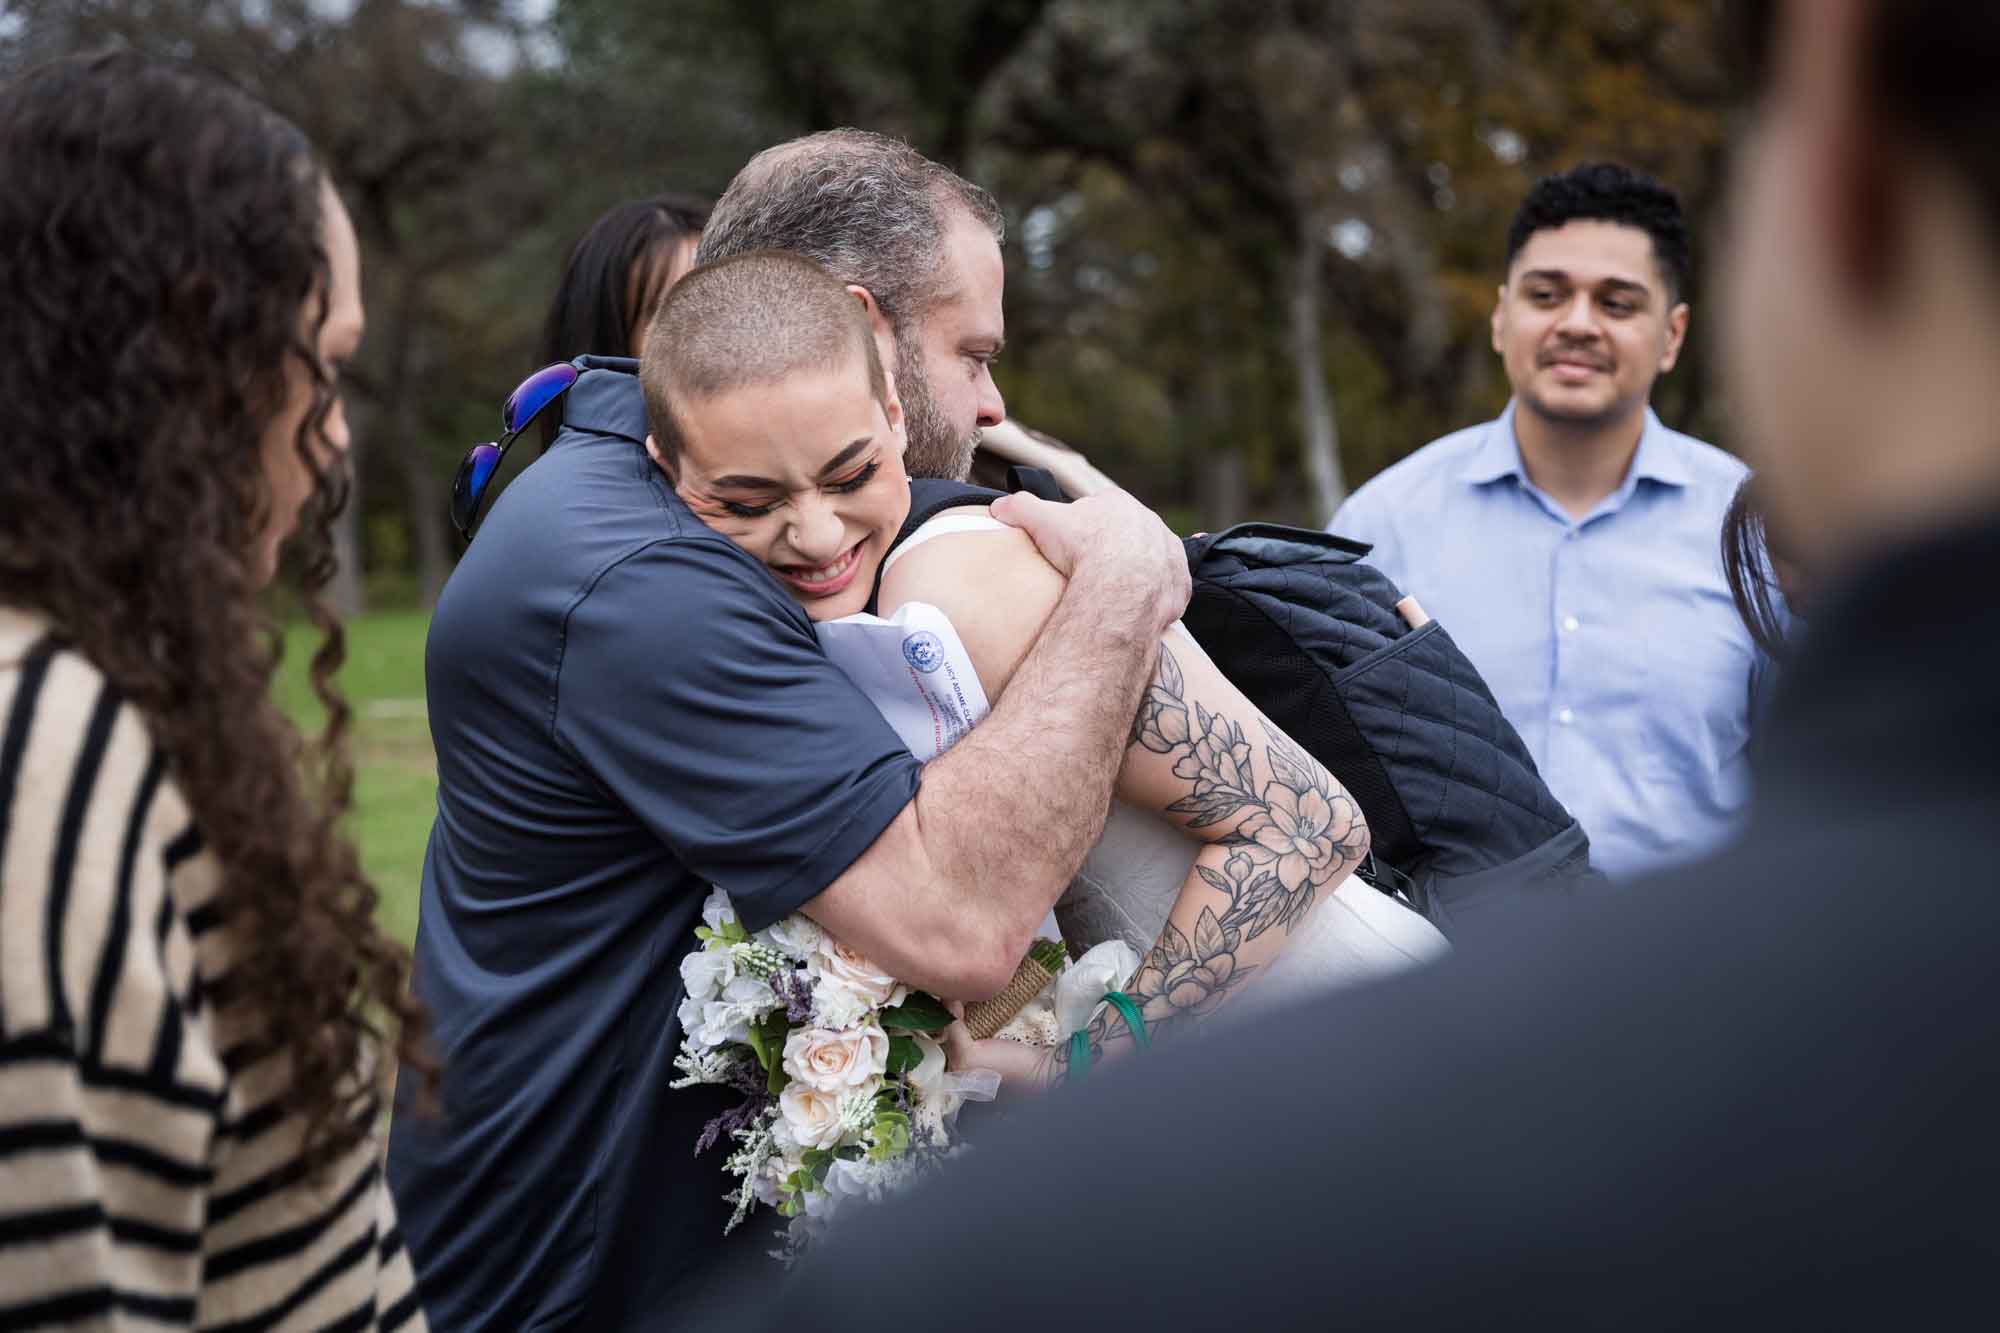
top-left (1331, 163), bottom-right (1762, 879)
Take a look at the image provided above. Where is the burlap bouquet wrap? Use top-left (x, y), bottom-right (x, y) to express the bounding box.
top-left (961, 952), bottom-right (1061, 1040)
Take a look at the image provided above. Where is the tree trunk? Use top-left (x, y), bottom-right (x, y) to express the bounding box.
top-left (1202, 449), bottom-right (1250, 532)
top-left (1194, 299), bottom-right (1248, 530)
top-left (401, 449), bottom-right (451, 608)
top-left (1288, 215), bottom-right (1345, 523)
top-left (328, 433), bottom-right (366, 620)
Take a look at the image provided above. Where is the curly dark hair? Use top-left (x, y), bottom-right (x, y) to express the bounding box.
top-left (1504, 161), bottom-right (1692, 301)
top-left (0, 51), bottom-right (427, 1163)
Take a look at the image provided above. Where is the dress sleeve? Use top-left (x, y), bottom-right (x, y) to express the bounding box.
top-left (551, 538), bottom-right (924, 931)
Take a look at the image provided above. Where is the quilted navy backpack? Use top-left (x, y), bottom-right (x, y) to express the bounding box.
top-left (896, 474), bottom-right (1603, 931)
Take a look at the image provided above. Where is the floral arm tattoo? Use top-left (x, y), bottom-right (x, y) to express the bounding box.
top-left (1056, 640), bottom-right (1367, 1076)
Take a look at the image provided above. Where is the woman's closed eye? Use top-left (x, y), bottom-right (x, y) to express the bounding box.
top-left (827, 460), bottom-right (880, 494)
top-left (716, 461), bottom-right (878, 518)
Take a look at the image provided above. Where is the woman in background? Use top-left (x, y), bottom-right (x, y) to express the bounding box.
top-left (541, 190), bottom-right (713, 365)
top-left (1722, 475), bottom-right (1806, 662)
top-left (0, 51), bottom-right (427, 1329)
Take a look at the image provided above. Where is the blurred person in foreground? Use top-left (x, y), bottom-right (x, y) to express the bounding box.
top-left (389, 129), bottom-right (1190, 1325)
top-left (754, 0), bottom-right (2000, 1323)
top-left (0, 52), bottom-right (426, 1329)
top-left (1332, 163), bottom-right (1761, 879)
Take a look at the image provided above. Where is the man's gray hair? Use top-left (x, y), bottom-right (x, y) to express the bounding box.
top-left (696, 128), bottom-right (1004, 329)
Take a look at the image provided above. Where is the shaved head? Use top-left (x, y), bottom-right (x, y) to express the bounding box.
top-left (640, 250), bottom-right (887, 467)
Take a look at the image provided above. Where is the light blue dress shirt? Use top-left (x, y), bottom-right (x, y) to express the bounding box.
top-left (1330, 402), bottom-right (1761, 879)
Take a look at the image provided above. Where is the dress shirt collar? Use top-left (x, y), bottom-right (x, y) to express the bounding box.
top-left (1460, 400), bottom-right (1693, 492)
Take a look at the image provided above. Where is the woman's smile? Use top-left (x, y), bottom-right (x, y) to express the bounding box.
top-left (774, 538), bottom-right (869, 599)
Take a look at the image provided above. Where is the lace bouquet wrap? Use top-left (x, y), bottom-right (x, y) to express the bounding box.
top-left (671, 890), bottom-right (998, 1254)
top-left (963, 938), bottom-right (1145, 1047)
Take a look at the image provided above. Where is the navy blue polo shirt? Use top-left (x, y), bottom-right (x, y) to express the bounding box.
top-left (387, 359), bottom-right (922, 1329)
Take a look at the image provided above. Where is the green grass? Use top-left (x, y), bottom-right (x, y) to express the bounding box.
top-left (275, 609), bottom-right (434, 947)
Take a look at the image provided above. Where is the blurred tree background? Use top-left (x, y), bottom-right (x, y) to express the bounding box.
top-left (1, 0), bottom-right (1740, 612)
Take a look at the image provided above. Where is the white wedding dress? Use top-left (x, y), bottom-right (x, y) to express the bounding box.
top-left (814, 515), bottom-right (1449, 1011)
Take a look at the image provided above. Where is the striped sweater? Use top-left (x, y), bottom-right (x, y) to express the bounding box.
top-left (0, 607), bottom-right (427, 1331)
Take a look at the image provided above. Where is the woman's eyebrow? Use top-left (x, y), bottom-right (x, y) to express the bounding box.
top-left (815, 438), bottom-right (874, 478)
top-left (709, 437), bottom-right (873, 491)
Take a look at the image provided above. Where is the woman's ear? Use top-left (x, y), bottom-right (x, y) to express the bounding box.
top-left (643, 432), bottom-right (677, 482)
top-left (882, 368), bottom-right (907, 451)
top-left (847, 283), bottom-right (899, 383)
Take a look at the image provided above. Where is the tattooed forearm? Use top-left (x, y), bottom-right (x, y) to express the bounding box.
top-left (1060, 638), bottom-right (1368, 1077)
top-left (1134, 640), bottom-right (1366, 941)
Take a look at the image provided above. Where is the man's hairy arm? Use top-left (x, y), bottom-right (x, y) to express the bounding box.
top-left (802, 490), bottom-right (1188, 999)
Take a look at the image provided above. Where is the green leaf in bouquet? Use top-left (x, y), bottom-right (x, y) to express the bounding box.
top-left (745, 1009), bottom-right (792, 1082)
top-left (882, 991), bottom-right (954, 1032)
top-left (780, 1148), bottom-right (836, 1212)
top-left (867, 1109), bottom-right (911, 1162)
top-left (885, 1034), bottom-right (925, 1076)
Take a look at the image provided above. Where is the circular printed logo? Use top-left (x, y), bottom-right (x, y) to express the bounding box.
top-left (902, 630), bottom-right (945, 674)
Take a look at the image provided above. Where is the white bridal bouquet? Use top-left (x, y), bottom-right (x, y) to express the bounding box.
top-left (671, 890), bottom-right (1002, 1253)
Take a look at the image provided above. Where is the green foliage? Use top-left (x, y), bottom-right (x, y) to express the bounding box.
top-left (1027, 937), bottom-right (1069, 974)
top-left (881, 992), bottom-right (954, 1032)
top-left (866, 1108), bottom-right (911, 1163)
top-left (745, 1009), bottom-right (794, 1093)
top-left (12, 0), bottom-right (1740, 590)
top-left (885, 1034), bottom-right (924, 1077)
top-left (779, 1147), bottom-right (837, 1216)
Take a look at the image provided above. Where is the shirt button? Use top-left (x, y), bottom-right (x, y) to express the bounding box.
top-left (1556, 708), bottom-right (1575, 725)
top-left (1561, 615), bottom-right (1580, 633)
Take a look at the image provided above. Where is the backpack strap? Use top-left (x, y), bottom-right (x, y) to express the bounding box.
top-left (899, 479), bottom-right (1006, 543)
top-left (866, 479), bottom-right (1007, 613)
top-left (1005, 464), bottom-right (1071, 503)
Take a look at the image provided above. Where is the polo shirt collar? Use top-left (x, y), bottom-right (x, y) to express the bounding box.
top-left (559, 355), bottom-right (648, 445)
top-left (1459, 400), bottom-right (1691, 490)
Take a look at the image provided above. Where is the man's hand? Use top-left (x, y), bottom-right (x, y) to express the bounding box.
top-left (990, 488), bottom-right (1191, 639)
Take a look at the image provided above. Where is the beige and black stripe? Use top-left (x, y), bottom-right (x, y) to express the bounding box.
top-left (1, 614), bottom-right (426, 1331)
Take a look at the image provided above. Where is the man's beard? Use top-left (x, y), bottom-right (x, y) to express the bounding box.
top-left (896, 335), bottom-right (980, 481)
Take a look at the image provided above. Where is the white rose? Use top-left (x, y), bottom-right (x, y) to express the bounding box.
top-left (679, 946), bottom-right (734, 1002)
top-left (764, 914), bottom-right (827, 961)
top-left (782, 1023), bottom-right (889, 1094)
top-left (701, 887), bottom-right (736, 933)
top-left (809, 976), bottom-right (877, 1031)
top-left (810, 937), bottom-right (909, 1010)
top-left (778, 1083), bottom-right (847, 1149)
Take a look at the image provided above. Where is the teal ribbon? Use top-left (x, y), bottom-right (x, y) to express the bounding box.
top-left (1102, 990), bottom-right (1150, 1048)
top-left (1065, 990), bottom-right (1152, 1080)
top-left (1066, 1028), bottom-right (1091, 1081)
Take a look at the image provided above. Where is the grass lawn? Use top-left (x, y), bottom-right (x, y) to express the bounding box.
top-left (274, 609), bottom-right (434, 947)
